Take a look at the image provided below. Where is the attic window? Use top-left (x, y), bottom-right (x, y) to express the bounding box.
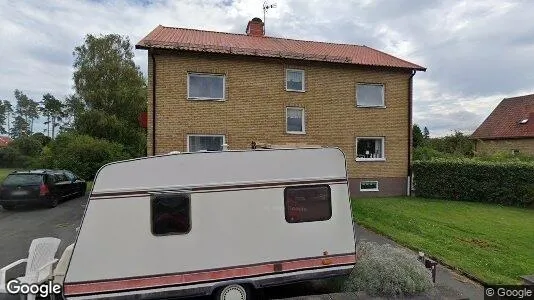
top-left (519, 119), bottom-right (529, 124)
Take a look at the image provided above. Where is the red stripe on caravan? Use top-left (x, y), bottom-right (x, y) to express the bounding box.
top-left (63, 254), bottom-right (355, 296)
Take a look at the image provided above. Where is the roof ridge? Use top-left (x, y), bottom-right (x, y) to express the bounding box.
top-left (159, 25), bottom-right (370, 48)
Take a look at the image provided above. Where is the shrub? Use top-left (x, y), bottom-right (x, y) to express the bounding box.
top-left (342, 242), bottom-right (433, 297)
top-left (40, 133), bottom-right (129, 180)
top-left (9, 135), bottom-right (43, 157)
top-left (413, 159), bottom-right (534, 207)
top-left (0, 146), bottom-right (31, 168)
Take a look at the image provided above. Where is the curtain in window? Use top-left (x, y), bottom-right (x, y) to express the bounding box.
top-left (287, 109), bottom-right (303, 132)
top-left (189, 136), bottom-right (224, 152)
top-left (357, 138), bottom-right (383, 158)
top-left (374, 139), bottom-right (382, 158)
top-left (189, 75), bottom-right (224, 99)
top-left (286, 71), bottom-right (303, 90)
top-left (357, 85), bottom-right (383, 107)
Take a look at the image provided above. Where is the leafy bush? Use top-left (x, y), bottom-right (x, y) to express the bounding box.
top-left (413, 146), bottom-right (451, 161)
top-left (9, 135), bottom-right (43, 157)
top-left (39, 133), bottom-right (129, 180)
top-left (413, 159), bottom-right (534, 207)
top-left (474, 150), bottom-right (534, 163)
top-left (0, 146), bottom-right (31, 168)
top-left (342, 242), bottom-right (433, 297)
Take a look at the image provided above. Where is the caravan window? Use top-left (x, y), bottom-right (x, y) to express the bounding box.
top-left (151, 194), bottom-right (191, 235)
top-left (284, 185), bottom-right (332, 223)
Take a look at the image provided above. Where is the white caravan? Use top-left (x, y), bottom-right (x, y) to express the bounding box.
top-left (63, 148), bottom-right (356, 300)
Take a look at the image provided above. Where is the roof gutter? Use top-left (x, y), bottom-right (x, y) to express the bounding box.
top-left (151, 50), bottom-right (157, 156)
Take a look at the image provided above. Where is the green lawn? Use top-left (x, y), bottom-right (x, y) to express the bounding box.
top-left (352, 197), bottom-right (534, 285)
top-left (0, 168), bottom-right (17, 182)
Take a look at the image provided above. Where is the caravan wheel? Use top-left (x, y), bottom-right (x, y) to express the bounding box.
top-left (215, 284), bottom-right (250, 300)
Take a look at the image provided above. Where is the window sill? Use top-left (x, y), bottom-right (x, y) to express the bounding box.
top-left (286, 131), bottom-right (306, 135)
top-left (360, 189), bottom-right (379, 192)
top-left (285, 89), bottom-right (306, 93)
top-left (356, 105), bottom-right (386, 109)
top-left (356, 158), bottom-right (386, 162)
top-left (188, 98), bottom-right (226, 102)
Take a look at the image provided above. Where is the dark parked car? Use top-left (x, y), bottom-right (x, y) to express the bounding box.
top-left (0, 169), bottom-right (86, 210)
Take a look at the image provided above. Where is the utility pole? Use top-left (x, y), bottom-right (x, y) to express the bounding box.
top-left (263, 1), bottom-right (277, 35)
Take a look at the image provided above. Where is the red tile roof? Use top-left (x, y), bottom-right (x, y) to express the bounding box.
top-left (471, 94), bottom-right (534, 139)
top-left (0, 136), bottom-right (12, 147)
top-left (136, 25), bottom-right (426, 71)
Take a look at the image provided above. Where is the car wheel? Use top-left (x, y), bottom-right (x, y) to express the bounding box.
top-left (80, 187), bottom-right (86, 197)
top-left (214, 284), bottom-right (250, 300)
top-left (2, 204), bottom-right (15, 210)
top-left (47, 196), bottom-right (59, 208)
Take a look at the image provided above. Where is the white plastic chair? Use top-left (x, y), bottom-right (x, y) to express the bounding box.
top-left (49, 243), bottom-right (74, 300)
top-left (0, 237), bottom-right (61, 300)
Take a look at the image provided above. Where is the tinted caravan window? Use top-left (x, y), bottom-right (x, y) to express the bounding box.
top-left (151, 193), bottom-right (191, 235)
top-left (284, 185), bottom-right (332, 223)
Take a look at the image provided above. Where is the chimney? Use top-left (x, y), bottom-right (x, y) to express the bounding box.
top-left (246, 17), bottom-right (264, 37)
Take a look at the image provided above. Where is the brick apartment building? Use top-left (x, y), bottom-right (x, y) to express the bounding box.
top-left (136, 18), bottom-right (426, 197)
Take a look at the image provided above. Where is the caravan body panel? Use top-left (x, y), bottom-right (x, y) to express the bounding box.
top-left (64, 148), bottom-right (356, 299)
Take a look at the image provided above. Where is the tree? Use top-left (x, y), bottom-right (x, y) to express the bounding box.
top-left (0, 101), bottom-right (6, 134)
top-left (71, 34), bottom-right (147, 157)
top-left (412, 124), bottom-right (424, 149)
top-left (423, 126), bottom-right (430, 139)
top-left (40, 93), bottom-right (65, 138)
top-left (9, 116), bottom-right (30, 139)
top-left (2, 100), bottom-right (14, 132)
top-left (13, 90), bottom-right (39, 133)
top-left (61, 94), bottom-right (86, 130)
top-left (73, 34), bottom-right (146, 124)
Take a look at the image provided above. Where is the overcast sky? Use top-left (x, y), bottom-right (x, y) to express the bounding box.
top-left (1, 0), bottom-right (533, 137)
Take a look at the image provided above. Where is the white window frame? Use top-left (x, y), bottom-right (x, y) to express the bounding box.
top-left (186, 134), bottom-right (226, 152)
top-left (187, 73), bottom-right (226, 101)
top-left (285, 69), bottom-right (305, 92)
top-left (286, 107), bottom-right (306, 134)
top-left (360, 181), bottom-right (379, 192)
top-left (356, 83), bottom-right (385, 108)
top-left (355, 137), bottom-right (385, 161)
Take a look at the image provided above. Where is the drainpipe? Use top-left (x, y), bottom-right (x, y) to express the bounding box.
top-left (151, 51), bottom-right (157, 156)
top-left (407, 70), bottom-right (416, 196)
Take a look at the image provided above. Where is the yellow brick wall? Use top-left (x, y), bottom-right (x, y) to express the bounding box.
top-left (475, 139), bottom-right (534, 155)
top-left (146, 50), bottom-right (412, 179)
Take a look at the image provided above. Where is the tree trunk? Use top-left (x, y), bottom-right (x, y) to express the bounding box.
top-left (51, 116), bottom-right (56, 139)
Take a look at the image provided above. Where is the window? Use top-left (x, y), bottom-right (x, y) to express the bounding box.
top-left (286, 69), bottom-right (305, 92)
top-left (356, 84), bottom-right (384, 107)
top-left (187, 73), bottom-right (225, 100)
top-left (286, 107), bottom-right (305, 134)
top-left (64, 171), bottom-right (76, 181)
top-left (151, 193), bottom-right (191, 235)
top-left (360, 181), bottom-right (379, 192)
top-left (356, 137), bottom-right (385, 161)
top-left (284, 185), bottom-right (332, 223)
top-left (2, 174), bottom-right (43, 185)
top-left (187, 135), bottom-right (225, 152)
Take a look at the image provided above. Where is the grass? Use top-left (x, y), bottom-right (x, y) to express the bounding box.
top-left (86, 181), bottom-right (93, 192)
top-left (0, 168), bottom-right (17, 182)
top-left (352, 197), bottom-right (534, 285)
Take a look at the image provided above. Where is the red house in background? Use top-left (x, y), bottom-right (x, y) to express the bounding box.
top-left (0, 136), bottom-right (12, 148)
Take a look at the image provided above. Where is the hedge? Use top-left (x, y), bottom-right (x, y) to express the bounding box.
top-left (413, 159), bottom-right (534, 207)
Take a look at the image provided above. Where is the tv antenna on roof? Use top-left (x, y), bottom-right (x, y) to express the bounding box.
top-left (263, 1), bottom-right (277, 35)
